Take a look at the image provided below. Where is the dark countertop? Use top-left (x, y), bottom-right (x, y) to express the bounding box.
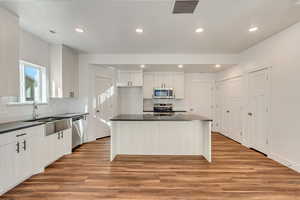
top-left (0, 113), bottom-right (89, 135)
top-left (110, 114), bottom-right (212, 122)
top-left (0, 121), bottom-right (45, 135)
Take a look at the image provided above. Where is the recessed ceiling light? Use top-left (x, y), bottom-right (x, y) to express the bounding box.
top-left (75, 28), bottom-right (84, 33)
top-left (140, 64), bottom-right (145, 68)
top-left (178, 65), bottom-right (183, 68)
top-left (215, 64), bottom-right (221, 68)
top-left (249, 27), bottom-right (258, 32)
top-left (195, 28), bottom-right (204, 33)
top-left (136, 28), bottom-right (143, 34)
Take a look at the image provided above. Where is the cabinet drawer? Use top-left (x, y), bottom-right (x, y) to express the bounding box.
top-left (13, 125), bottom-right (45, 139)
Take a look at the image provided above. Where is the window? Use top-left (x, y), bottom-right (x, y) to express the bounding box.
top-left (19, 61), bottom-right (47, 103)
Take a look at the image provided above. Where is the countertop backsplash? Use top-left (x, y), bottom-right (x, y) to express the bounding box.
top-left (0, 97), bottom-right (84, 123)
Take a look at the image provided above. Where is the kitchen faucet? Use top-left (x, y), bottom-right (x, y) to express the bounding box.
top-left (32, 101), bottom-right (39, 119)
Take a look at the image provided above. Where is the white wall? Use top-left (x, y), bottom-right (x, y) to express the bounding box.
top-left (0, 29), bottom-right (82, 123)
top-left (216, 21), bottom-right (300, 172)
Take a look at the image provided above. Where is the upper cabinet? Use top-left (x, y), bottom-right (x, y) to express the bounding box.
top-left (117, 70), bottom-right (143, 87)
top-left (0, 8), bottom-right (20, 97)
top-left (50, 44), bottom-right (79, 98)
top-left (143, 72), bottom-right (185, 99)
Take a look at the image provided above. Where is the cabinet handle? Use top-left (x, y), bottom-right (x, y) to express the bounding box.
top-left (58, 133), bottom-right (60, 140)
top-left (16, 142), bottom-right (20, 153)
top-left (61, 132), bottom-right (64, 139)
top-left (23, 140), bottom-right (26, 151)
top-left (248, 112), bottom-right (253, 116)
top-left (226, 110), bottom-right (230, 113)
top-left (16, 133), bottom-right (27, 137)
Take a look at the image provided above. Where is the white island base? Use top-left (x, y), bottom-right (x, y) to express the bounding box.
top-left (110, 120), bottom-right (212, 162)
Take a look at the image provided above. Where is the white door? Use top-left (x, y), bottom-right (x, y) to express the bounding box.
top-left (94, 76), bottom-right (114, 139)
top-left (248, 69), bottom-right (269, 154)
top-left (186, 80), bottom-right (212, 118)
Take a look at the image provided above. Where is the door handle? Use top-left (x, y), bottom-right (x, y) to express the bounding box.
top-left (248, 112), bottom-right (253, 116)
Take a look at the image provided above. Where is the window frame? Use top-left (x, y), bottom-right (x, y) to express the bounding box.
top-left (19, 60), bottom-right (47, 104)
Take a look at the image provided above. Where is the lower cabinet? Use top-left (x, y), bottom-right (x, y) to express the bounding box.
top-left (45, 129), bottom-right (72, 167)
top-left (0, 143), bottom-right (16, 194)
top-left (0, 126), bottom-right (72, 196)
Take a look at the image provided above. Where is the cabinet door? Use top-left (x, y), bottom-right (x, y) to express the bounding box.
top-left (118, 71), bottom-right (131, 86)
top-left (131, 71), bottom-right (143, 86)
top-left (0, 143), bottom-right (16, 194)
top-left (154, 72), bottom-right (173, 88)
top-left (15, 138), bottom-right (32, 183)
top-left (62, 129), bottom-right (72, 155)
top-left (154, 73), bottom-right (164, 88)
top-left (143, 72), bottom-right (155, 99)
top-left (172, 72), bottom-right (184, 99)
top-left (0, 9), bottom-right (19, 97)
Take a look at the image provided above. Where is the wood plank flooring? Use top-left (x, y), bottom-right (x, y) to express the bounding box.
top-left (1, 133), bottom-right (300, 200)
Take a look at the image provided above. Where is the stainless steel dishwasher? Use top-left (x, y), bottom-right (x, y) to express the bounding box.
top-left (72, 115), bottom-right (85, 149)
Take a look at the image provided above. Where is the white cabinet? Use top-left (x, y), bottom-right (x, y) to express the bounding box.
top-left (50, 44), bottom-right (79, 98)
top-left (117, 71), bottom-right (143, 87)
top-left (143, 72), bottom-right (155, 99)
top-left (0, 143), bottom-right (16, 194)
top-left (155, 72), bottom-right (173, 88)
top-left (0, 125), bottom-right (45, 195)
top-left (14, 134), bottom-right (32, 183)
top-left (0, 7), bottom-right (20, 97)
top-left (45, 129), bottom-right (72, 166)
top-left (143, 72), bottom-right (185, 99)
top-left (172, 72), bottom-right (185, 99)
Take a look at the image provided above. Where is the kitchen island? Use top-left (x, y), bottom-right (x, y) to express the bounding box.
top-left (110, 114), bottom-right (212, 162)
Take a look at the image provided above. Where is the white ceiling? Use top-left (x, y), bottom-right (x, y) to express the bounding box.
top-left (1, 0), bottom-right (300, 54)
top-left (103, 64), bottom-right (235, 73)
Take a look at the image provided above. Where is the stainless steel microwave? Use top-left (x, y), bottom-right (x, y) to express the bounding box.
top-left (153, 88), bottom-right (175, 99)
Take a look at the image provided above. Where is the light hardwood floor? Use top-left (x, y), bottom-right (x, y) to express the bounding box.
top-left (1, 133), bottom-right (300, 200)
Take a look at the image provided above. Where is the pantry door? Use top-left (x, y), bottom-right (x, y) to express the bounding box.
top-left (247, 68), bottom-right (269, 154)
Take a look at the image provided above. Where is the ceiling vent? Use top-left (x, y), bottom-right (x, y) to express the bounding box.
top-left (173, 0), bottom-right (199, 14)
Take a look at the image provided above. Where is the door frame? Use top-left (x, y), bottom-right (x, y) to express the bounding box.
top-left (87, 66), bottom-right (116, 142)
top-left (246, 66), bottom-right (272, 155)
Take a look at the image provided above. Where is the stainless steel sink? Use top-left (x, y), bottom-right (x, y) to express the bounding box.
top-left (24, 117), bottom-right (72, 136)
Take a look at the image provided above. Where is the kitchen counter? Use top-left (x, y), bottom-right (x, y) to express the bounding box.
top-left (0, 121), bottom-right (45, 134)
top-left (110, 114), bottom-right (212, 122)
top-left (0, 112), bottom-right (88, 135)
